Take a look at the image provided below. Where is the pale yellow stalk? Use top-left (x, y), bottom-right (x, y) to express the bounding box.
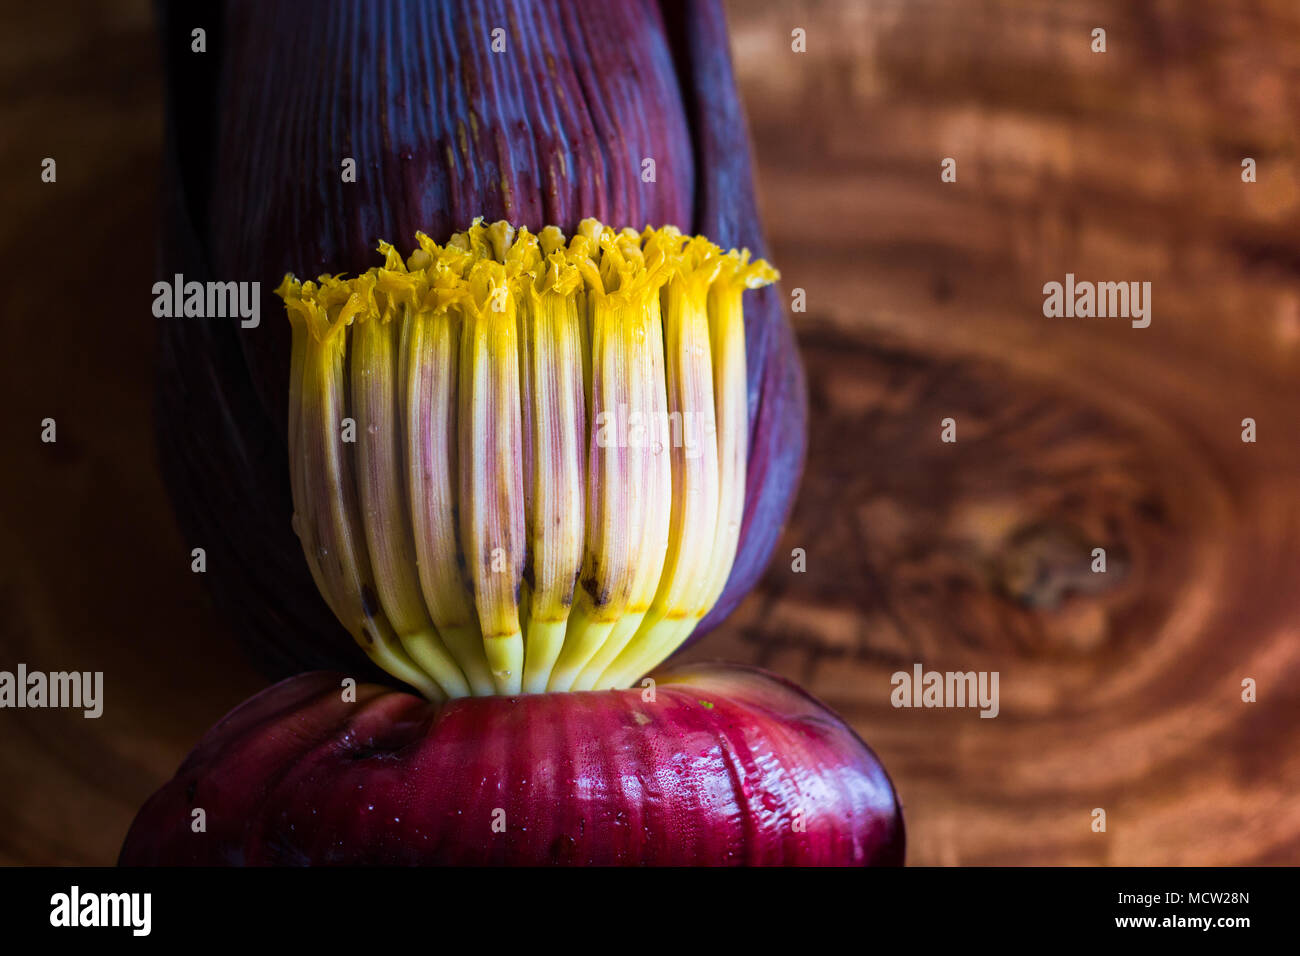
top-left (277, 220), bottom-right (777, 700)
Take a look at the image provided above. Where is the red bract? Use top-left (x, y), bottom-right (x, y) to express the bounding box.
top-left (119, 664), bottom-right (903, 866)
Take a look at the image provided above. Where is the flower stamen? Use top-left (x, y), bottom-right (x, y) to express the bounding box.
top-left (278, 218), bottom-right (777, 698)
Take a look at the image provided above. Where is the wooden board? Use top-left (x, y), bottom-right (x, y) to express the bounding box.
top-left (674, 0), bottom-right (1300, 864)
top-left (2, 0), bottom-right (1297, 864)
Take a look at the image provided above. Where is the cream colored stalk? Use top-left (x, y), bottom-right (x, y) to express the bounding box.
top-left (277, 219), bottom-right (777, 700)
top-left (595, 236), bottom-right (723, 689)
top-left (280, 276), bottom-right (445, 700)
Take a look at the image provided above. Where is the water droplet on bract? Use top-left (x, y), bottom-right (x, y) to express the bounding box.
top-left (367, 422), bottom-right (379, 435)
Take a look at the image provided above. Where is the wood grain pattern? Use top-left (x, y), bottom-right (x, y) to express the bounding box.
top-left (673, 0), bottom-right (1300, 864)
top-left (0, 1), bottom-right (265, 866)
top-left (2, 0), bottom-right (1298, 864)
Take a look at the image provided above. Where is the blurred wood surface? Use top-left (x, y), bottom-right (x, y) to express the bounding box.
top-left (3, 0), bottom-right (1299, 865)
top-left (0, 1), bottom-right (266, 866)
top-left (677, 0), bottom-right (1300, 864)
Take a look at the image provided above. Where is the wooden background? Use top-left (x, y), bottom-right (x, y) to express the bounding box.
top-left (2, 0), bottom-right (1298, 864)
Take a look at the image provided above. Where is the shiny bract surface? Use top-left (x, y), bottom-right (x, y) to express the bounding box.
top-left (119, 663), bottom-right (903, 866)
